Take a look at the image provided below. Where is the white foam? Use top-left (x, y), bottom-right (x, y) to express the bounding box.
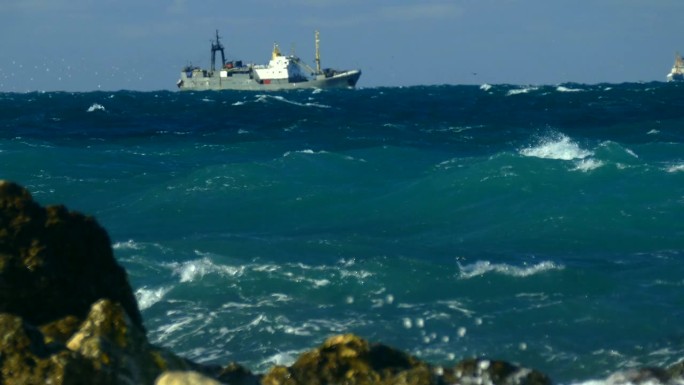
top-left (506, 86), bottom-right (538, 96)
top-left (112, 239), bottom-right (144, 250)
top-left (520, 134), bottom-right (593, 160)
top-left (435, 300), bottom-right (474, 317)
top-left (87, 103), bottom-right (105, 112)
top-left (666, 163), bottom-right (684, 173)
top-left (567, 369), bottom-right (673, 385)
top-left (457, 260), bottom-right (564, 279)
top-left (135, 286), bottom-right (172, 310)
top-left (480, 83), bottom-right (492, 91)
top-left (255, 94), bottom-right (330, 108)
top-left (572, 158), bottom-right (604, 172)
top-left (556, 86), bottom-right (583, 92)
top-left (283, 149), bottom-right (329, 157)
top-left (257, 349), bottom-right (302, 369)
top-left (166, 257), bottom-right (243, 283)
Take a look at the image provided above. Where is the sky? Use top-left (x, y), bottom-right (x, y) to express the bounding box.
top-left (1, 0), bottom-right (683, 92)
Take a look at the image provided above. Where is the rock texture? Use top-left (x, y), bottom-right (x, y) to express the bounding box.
top-left (1, 179), bottom-right (683, 385)
top-left (0, 180), bottom-right (143, 331)
top-left (0, 181), bottom-right (195, 384)
top-left (261, 334), bottom-right (551, 385)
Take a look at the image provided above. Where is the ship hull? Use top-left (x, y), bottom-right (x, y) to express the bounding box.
top-left (178, 69), bottom-right (361, 91)
top-left (667, 72), bottom-right (684, 82)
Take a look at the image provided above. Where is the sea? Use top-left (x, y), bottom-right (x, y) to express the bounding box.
top-left (1, 82), bottom-right (684, 384)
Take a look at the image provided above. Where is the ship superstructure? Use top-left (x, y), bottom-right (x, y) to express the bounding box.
top-left (667, 52), bottom-right (684, 82)
top-left (177, 31), bottom-right (361, 91)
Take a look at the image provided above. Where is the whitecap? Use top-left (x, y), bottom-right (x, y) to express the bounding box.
top-left (87, 103), bottom-right (105, 112)
top-left (166, 257), bottom-right (243, 283)
top-left (457, 260), bottom-right (564, 279)
top-left (480, 83), bottom-right (492, 91)
top-left (571, 158), bottom-right (604, 172)
top-left (255, 94), bottom-right (330, 108)
top-left (506, 86), bottom-right (538, 96)
top-left (112, 239), bottom-right (143, 250)
top-left (520, 133), bottom-right (592, 160)
top-left (283, 149), bottom-right (328, 157)
top-left (257, 349), bottom-right (302, 369)
top-left (135, 286), bottom-right (172, 310)
top-left (666, 163), bottom-right (684, 173)
top-left (647, 129), bottom-right (660, 135)
top-left (556, 86), bottom-right (582, 92)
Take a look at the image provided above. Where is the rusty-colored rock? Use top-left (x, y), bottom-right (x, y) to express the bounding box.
top-left (262, 334), bottom-right (437, 385)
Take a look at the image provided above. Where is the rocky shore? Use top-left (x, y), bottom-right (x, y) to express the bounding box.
top-left (0, 180), bottom-right (682, 385)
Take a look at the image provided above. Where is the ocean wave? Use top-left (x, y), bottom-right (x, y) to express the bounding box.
top-left (112, 239), bottom-right (144, 250)
top-left (135, 286), bottom-right (172, 310)
top-left (257, 349), bottom-right (304, 369)
top-left (520, 133), bottom-right (593, 160)
top-left (556, 85), bottom-right (583, 92)
top-left (571, 158), bottom-right (604, 172)
top-left (86, 103), bottom-right (105, 112)
top-left (255, 94), bottom-right (331, 108)
top-left (113, 239), bottom-right (171, 254)
top-left (506, 86), bottom-right (539, 96)
top-left (165, 256), bottom-right (244, 283)
top-left (665, 163), bottom-right (684, 173)
top-left (283, 149), bottom-right (329, 157)
top-left (457, 260), bottom-right (564, 279)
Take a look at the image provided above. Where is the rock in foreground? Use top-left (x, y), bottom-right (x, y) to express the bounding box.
top-left (0, 180), bottom-right (143, 330)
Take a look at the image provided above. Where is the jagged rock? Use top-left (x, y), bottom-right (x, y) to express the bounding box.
top-left (0, 180), bottom-right (144, 331)
top-left (216, 362), bottom-right (261, 385)
top-left (443, 358), bottom-right (552, 385)
top-left (66, 299), bottom-right (193, 384)
top-left (260, 334), bottom-right (553, 385)
top-left (261, 334), bottom-right (437, 385)
top-left (0, 313), bottom-right (106, 385)
top-left (0, 181), bottom-right (195, 385)
top-left (0, 299), bottom-right (194, 385)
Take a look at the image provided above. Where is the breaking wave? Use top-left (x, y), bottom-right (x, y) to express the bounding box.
top-left (520, 133), bottom-right (593, 160)
top-left (457, 260), bottom-right (564, 279)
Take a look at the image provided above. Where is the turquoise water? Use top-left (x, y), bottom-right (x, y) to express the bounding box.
top-left (2, 83), bottom-right (684, 383)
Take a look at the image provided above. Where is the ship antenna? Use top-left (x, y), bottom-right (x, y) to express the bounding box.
top-left (210, 29), bottom-right (226, 73)
top-left (315, 30), bottom-right (321, 74)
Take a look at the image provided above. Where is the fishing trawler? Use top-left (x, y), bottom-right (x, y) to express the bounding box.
top-left (177, 30), bottom-right (361, 91)
top-left (667, 52), bottom-right (684, 82)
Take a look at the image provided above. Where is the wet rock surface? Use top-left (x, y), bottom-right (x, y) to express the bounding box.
top-left (0, 180), bottom-right (682, 385)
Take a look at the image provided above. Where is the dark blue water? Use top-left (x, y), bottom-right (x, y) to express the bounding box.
top-left (2, 83), bottom-right (684, 383)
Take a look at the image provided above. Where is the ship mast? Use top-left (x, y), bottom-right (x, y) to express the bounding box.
top-left (315, 30), bottom-right (321, 74)
top-left (210, 30), bottom-right (226, 73)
